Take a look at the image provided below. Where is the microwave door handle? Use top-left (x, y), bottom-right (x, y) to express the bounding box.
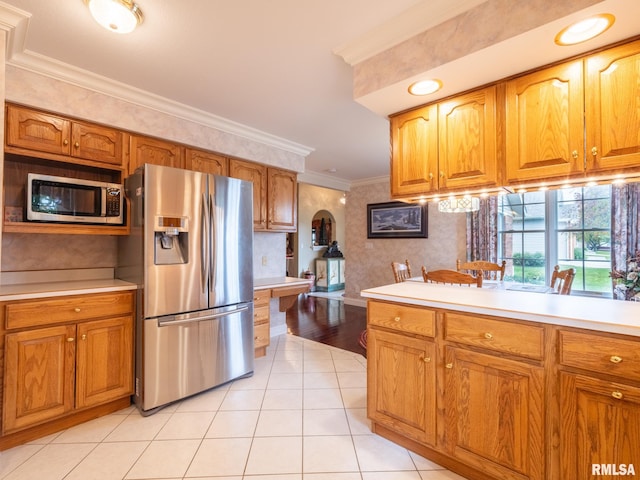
top-left (200, 192), bottom-right (209, 293)
top-left (100, 187), bottom-right (107, 216)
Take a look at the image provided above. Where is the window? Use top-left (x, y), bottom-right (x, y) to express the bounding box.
top-left (497, 185), bottom-right (612, 296)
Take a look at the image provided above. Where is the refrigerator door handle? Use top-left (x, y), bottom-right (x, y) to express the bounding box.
top-left (200, 192), bottom-right (209, 293)
top-left (157, 305), bottom-right (250, 327)
top-left (209, 193), bottom-right (216, 290)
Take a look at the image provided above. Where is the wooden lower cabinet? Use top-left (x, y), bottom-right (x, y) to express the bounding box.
top-left (444, 347), bottom-right (545, 480)
top-left (1, 291), bottom-right (135, 449)
top-left (368, 328), bottom-right (436, 446)
top-left (560, 372), bottom-right (640, 479)
top-left (253, 288), bottom-right (271, 357)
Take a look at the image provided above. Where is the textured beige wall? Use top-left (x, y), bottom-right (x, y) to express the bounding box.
top-left (344, 180), bottom-right (467, 303)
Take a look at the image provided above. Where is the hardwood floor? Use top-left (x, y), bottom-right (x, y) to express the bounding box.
top-left (286, 294), bottom-right (367, 356)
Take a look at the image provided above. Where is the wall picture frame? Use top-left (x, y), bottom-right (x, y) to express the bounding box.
top-left (367, 201), bottom-right (428, 239)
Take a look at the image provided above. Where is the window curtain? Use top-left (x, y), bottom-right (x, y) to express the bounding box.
top-left (611, 182), bottom-right (640, 298)
top-left (466, 196), bottom-right (499, 263)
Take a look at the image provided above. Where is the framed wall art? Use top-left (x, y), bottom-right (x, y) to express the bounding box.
top-left (367, 201), bottom-right (428, 239)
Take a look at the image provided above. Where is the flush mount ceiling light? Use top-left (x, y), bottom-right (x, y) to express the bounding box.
top-left (84, 0), bottom-right (144, 34)
top-left (438, 196), bottom-right (480, 213)
top-left (408, 79), bottom-right (442, 96)
top-left (555, 14), bottom-right (614, 46)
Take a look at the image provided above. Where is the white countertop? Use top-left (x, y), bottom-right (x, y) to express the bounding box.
top-left (254, 276), bottom-right (313, 290)
top-left (361, 281), bottom-right (640, 337)
top-left (0, 278), bottom-right (138, 301)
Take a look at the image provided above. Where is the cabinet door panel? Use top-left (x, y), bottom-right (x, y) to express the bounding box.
top-left (268, 168), bottom-right (297, 231)
top-left (76, 316), bottom-right (134, 409)
top-left (390, 104), bottom-right (438, 197)
top-left (586, 40), bottom-right (640, 174)
top-left (505, 60), bottom-right (584, 184)
top-left (6, 105), bottom-right (71, 155)
top-left (3, 325), bottom-right (76, 433)
top-left (368, 329), bottom-right (436, 446)
top-left (560, 373), bottom-right (640, 480)
top-left (439, 86), bottom-right (499, 190)
top-left (129, 135), bottom-right (183, 174)
top-left (229, 159), bottom-right (267, 230)
top-left (71, 122), bottom-right (124, 165)
top-left (185, 148), bottom-right (228, 175)
top-left (444, 347), bottom-right (544, 479)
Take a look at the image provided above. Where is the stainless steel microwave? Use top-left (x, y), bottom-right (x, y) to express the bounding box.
top-left (27, 173), bottom-right (124, 225)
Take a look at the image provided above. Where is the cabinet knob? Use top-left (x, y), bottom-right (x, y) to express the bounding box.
top-left (591, 146), bottom-right (598, 157)
top-left (428, 172), bottom-right (434, 181)
top-left (63, 139), bottom-right (69, 146)
top-left (420, 356), bottom-right (431, 363)
top-left (610, 355), bottom-right (623, 364)
top-left (445, 363), bottom-right (453, 369)
top-left (612, 391), bottom-right (623, 400)
top-left (81, 334), bottom-right (87, 341)
top-left (66, 337), bottom-right (75, 342)
top-left (394, 316), bottom-right (401, 322)
top-left (484, 332), bottom-right (493, 340)
top-left (572, 150), bottom-right (578, 159)
top-left (74, 308), bottom-right (81, 313)
top-left (439, 171), bottom-right (444, 178)
top-left (74, 142), bottom-right (80, 148)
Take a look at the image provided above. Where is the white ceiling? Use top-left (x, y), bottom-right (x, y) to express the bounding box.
top-left (1, 0), bottom-right (639, 189)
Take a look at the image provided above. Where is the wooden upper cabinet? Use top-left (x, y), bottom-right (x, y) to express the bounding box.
top-left (585, 39), bottom-right (640, 175)
top-left (267, 167), bottom-right (297, 232)
top-left (438, 85), bottom-right (499, 191)
top-left (185, 148), bottom-right (229, 176)
top-left (71, 121), bottom-right (124, 166)
top-left (390, 104), bottom-right (438, 197)
top-left (129, 134), bottom-right (184, 174)
top-left (6, 104), bottom-right (124, 167)
top-left (229, 158), bottom-right (268, 230)
top-left (505, 60), bottom-right (585, 184)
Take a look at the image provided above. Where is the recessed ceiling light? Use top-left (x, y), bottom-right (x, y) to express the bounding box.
top-left (84, 0), bottom-right (144, 34)
top-left (555, 14), bottom-right (614, 46)
top-left (408, 79), bottom-right (442, 96)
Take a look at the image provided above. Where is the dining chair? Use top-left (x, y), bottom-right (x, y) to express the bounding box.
top-left (457, 259), bottom-right (506, 281)
top-left (422, 266), bottom-right (483, 287)
top-left (550, 265), bottom-right (575, 295)
top-left (391, 260), bottom-right (412, 283)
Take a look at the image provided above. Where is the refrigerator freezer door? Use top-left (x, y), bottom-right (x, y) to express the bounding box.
top-left (141, 303), bottom-right (254, 413)
top-left (145, 165), bottom-right (208, 318)
top-left (210, 175), bottom-right (254, 307)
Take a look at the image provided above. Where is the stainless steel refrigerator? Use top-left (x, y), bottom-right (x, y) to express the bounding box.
top-left (118, 164), bottom-right (254, 415)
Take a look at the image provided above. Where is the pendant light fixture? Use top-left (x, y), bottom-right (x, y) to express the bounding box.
top-left (84, 0), bottom-right (144, 34)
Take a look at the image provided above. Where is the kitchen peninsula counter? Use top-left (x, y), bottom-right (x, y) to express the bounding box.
top-left (361, 281), bottom-right (640, 337)
top-left (361, 282), bottom-right (640, 480)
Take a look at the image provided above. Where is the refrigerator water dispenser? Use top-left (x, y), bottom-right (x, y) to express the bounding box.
top-left (154, 216), bottom-right (189, 265)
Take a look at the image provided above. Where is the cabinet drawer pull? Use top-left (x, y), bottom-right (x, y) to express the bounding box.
top-left (66, 337), bottom-right (75, 342)
top-left (610, 355), bottom-right (623, 364)
top-left (445, 363), bottom-right (453, 369)
top-left (484, 332), bottom-right (493, 340)
top-left (420, 356), bottom-right (431, 363)
top-left (74, 308), bottom-right (81, 313)
top-left (394, 316), bottom-right (401, 322)
top-left (612, 391), bottom-right (623, 400)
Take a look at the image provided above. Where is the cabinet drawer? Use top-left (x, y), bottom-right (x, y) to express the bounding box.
top-left (254, 305), bottom-right (269, 325)
top-left (254, 322), bottom-right (270, 349)
top-left (368, 301), bottom-right (435, 337)
top-left (253, 289), bottom-right (271, 306)
top-left (559, 330), bottom-right (640, 382)
top-left (445, 312), bottom-right (544, 360)
top-left (5, 292), bottom-right (134, 330)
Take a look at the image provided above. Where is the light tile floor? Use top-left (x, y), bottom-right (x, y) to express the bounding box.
top-left (0, 334), bottom-right (467, 480)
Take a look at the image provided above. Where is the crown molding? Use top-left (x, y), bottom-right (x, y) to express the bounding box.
top-left (0, 4), bottom-right (314, 158)
top-left (333, 0), bottom-right (487, 66)
top-left (351, 175), bottom-right (389, 187)
top-left (297, 170), bottom-right (352, 192)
